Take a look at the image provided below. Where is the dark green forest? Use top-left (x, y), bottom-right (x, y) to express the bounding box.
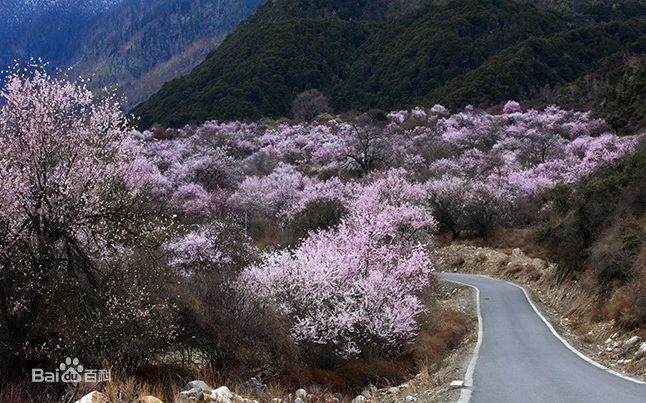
top-left (132, 0), bottom-right (646, 129)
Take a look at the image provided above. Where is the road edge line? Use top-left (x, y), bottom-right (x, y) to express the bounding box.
top-left (439, 276), bottom-right (483, 403)
top-left (503, 277), bottom-right (646, 386)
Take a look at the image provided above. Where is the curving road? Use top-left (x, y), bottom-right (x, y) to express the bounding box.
top-left (440, 273), bottom-right (646, 403)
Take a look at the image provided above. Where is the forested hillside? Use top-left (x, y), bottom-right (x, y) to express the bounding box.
top-left (134, 0), bottom-right (565, 126)
top-left (0, 0), bottom-right (265, 106)
top-left (132, 0), bottom-right (646, 129)
top-left (432, 17), bottom-right (646, 111)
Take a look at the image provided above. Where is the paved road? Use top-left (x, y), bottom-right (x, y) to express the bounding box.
top-left (440, 273), bottom-right (646, 403)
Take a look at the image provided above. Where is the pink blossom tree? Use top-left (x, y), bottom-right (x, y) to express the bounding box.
top-left (0, 68), bottom-right (176, 369)
top-left (503, 100), bottom-right (522, 114)
top-left (165, 221), bottom-right (254, 273)
top-left (243, 176), bottom-right (437, 359)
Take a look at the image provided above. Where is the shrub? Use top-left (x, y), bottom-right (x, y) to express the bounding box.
top-left (606, 270), bottom-right (646, 329)
top-left (286, 198), bottom-right (349, 242)
top-left (175, 272), bottom-right (298, 372)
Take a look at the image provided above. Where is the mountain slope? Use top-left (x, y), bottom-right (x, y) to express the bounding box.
top-left (336, 0), bottom-right (567, 111)
top-left (432, 16), bottom-right (646, 109)
top-left (132, 0), bottom-right (572, 128)
top-left (71, 0), bottom-right (267, 106)
top-left (0, 1), bottom-right (108, 69)
top-left (0, 0), bottom-right (265, 106)
top-left (543, 40), bottom-right (646, 131)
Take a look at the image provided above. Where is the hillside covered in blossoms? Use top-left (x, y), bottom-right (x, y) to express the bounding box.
top-left (2, 63), bottom-right (645, 401)
top-left (1, 1), bottom-right (646, 402)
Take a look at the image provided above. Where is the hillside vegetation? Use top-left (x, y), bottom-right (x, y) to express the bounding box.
top-left (132, 0), bottom-right (646, 129)
top-left (0, 0), bottom-right (265, 107)
top-left (432, 17), bottom-right (646, 110)
top-left (540, 140), bottom-right (646, 329)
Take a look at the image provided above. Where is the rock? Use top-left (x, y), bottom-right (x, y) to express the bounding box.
top-left (351, 396), bottom-right (366, 403)
top-left (405, 396), bottom-right (417, 402)
top-left (180, 387), bottom-right (203, 401)
top-left (611, 332), bottom-right (619, 339)
top-left (75, 392), bottom-right (110, 403)
top-left (586, 331), bottom-right (594, 337)
top-left (270, 399), bottom-right (282, 403)
top-left (387, 387), bottom-right (400, 395)
top-left (140, 397), bottom-right (163, 403)
top-left (361, 390), bottom-right (371, 399)
top-left (635, 342), bottom-right (646, 358)
top-left (398, 383), bottom-right (410, 390)
top-left (624, 336), bottom-right (641, 350)
top-left (232, 396), bottom-right (245, 403)
top-left (511, 248), bottom-right (523, 258)
top-left (241, 377), bottom-right (269, 394)
top-left (209, 386), bottom-right (234, 403)
top-left (294, 399), bottom-right (304, 403)
top-left (186, 380), bottom-right (211, 393)
top-left (366, 384), bottom-right (378, 394)
top-left (295, 389), bottom-right (308, 399)
top-left (605, 337), bottom-right (613, 344)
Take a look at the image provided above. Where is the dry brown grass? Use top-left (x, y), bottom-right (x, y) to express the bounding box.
top-left (0, 303), bottom-right (470, 403)
top-left (65, 366), bottom-right (229, 403)
top-left (490, 227), bottom-right (548, 259)
top-left (0, 381), bottom-right (34, 403)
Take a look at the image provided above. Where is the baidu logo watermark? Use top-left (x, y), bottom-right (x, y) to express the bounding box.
top-left (32, 357), bottom-right (111, 383)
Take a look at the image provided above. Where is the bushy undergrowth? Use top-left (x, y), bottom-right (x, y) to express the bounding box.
top-left (540, 139), bottom-right (646, 328)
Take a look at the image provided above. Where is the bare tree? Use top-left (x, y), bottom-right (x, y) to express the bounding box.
top-left (292, 89), bottom-right (332, 122)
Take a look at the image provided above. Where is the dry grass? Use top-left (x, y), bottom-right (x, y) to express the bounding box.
top-left (0, 381), bottom-right (34, 403)
top-left (490, 227), bottom-right (548, 260)
top-left (64, 366), bottom-right (229, 403)
top-left (0, 303), bottom-right (471, 402)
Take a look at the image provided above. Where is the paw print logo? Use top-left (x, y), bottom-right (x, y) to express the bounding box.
top-left (59, 357), bottom-right (84, 383)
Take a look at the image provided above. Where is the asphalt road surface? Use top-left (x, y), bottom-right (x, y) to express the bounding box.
top-left (439, 273), bottom-right (646, 403)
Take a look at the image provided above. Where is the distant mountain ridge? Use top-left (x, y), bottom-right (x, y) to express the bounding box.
top-left (131, 0), bottom-right (646, 129)
top-left (1, 0), bottom-right (117, 29)
top-left (0, 0), bottom-right (266, 107)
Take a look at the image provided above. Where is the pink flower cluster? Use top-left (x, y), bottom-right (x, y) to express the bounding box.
top-left (242, 176), bottom-right (437, 357)
top-left (128, 102), bottom-right (637, 354)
